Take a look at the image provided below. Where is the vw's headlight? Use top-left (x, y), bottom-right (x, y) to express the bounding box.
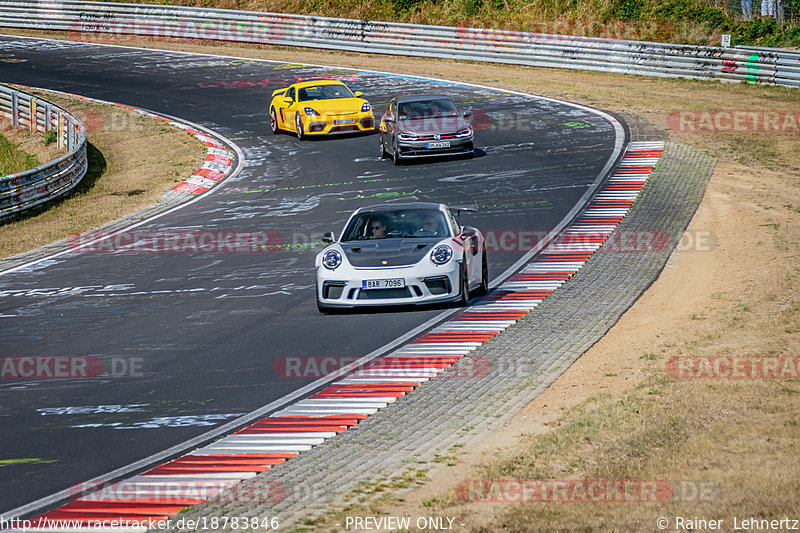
top-left (322, 249), bottom-right (342, 270)
top-left (361, 102), bottom-right (371, 112)
top-left (456, 127), bottom-right (473, 138)
top-left (430, 245), bottom-right (453, 265)
top-left (398, 132), bottom-right (418, 141)
top-left (304, 107), bottom-right (320, 117)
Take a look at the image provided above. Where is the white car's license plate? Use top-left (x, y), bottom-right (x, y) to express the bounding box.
top-left (334, 119), bottom-right (356, 125)
top-left (426, 141), bottom-right (450, 149)
top-left (362, 278), bottom-right (405, 289)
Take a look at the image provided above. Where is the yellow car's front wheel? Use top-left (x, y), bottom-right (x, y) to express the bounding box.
top-left (270, 107), bottom-right (280, 134)
top-left (295, 113), bottom-right (305, 140)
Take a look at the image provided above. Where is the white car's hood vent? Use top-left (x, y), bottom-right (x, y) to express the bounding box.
top-left (342, 239), bottom-right (437, 267)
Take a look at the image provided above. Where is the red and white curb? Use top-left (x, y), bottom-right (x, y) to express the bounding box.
top-left (10, 142), bottom-right (663, 530)
top-left (170, 134), bottom-right (235, 195)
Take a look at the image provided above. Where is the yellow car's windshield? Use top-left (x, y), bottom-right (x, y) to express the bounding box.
top-left (298, 84), bottom-right (354, 101)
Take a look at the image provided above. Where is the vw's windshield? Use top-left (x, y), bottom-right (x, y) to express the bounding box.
top-left (397, 99), bottom-right (459, 119)
top-left (342, 209), bottom-right (449, 241)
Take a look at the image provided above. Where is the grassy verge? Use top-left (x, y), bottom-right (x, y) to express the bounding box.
top-left (0, 126), bottom-right (54, 175)
top-left (0, 93), bottom-right (206, 259)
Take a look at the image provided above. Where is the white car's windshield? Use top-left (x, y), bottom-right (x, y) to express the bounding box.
top-left (342, 209), bottom-right (449, 241)
top-left (298, 84), bottom-right (354, 101)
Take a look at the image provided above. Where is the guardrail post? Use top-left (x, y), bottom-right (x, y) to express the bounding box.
top-left (44, 104), bottom-right (52, 131)
top-left (30, 97), bottom-right (37, 133)
top-left (67, 116), bottom-right (74, 151)
top-left (11, 91), bottom-right (18, 128)
top-left (57, 111), bottom-right (64, 150)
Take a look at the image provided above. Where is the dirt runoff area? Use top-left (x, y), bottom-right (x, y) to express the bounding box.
top-left (3, 30), bottom-right (800, 531)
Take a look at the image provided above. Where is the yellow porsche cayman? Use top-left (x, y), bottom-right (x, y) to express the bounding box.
top-left (269, 80), bottom-right (375, 139)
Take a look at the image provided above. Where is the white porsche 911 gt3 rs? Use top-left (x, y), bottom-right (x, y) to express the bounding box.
top-left (315, 203), bottom-right (488, 312)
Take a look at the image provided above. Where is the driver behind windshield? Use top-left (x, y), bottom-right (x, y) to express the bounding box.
top-left (368, 216), bottom-right (389, 239)
top-left (418, 214), bottom-right (443, 236)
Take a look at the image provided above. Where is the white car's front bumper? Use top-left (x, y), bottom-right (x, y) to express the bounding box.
top-left (316, 261), bottom-right (463, 308)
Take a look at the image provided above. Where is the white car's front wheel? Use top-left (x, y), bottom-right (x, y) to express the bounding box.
top-left (456, 262), bottom-right (470, 307)
top-left (475, 250), bottom-right (488, 297)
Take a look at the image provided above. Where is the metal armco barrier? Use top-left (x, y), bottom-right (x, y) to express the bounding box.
top-left (0, 84), bottom-right (87, 222)
top-left (736, 45), bottom-right (800, 87)
top-left (0, 0), bottom-right (798, 88)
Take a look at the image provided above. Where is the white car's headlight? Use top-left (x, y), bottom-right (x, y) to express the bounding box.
top-left (322, 249), bottom-right (342, 270)
top-left (456, 127), bottom-right (473, 138)
top-left (430, 245), bottom-right (453, 265)
top-left (398, 132), bottom-right (418, 141)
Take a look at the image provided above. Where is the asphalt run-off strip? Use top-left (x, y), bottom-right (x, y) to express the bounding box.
top-left (6, 141), bottom-right (666, 532)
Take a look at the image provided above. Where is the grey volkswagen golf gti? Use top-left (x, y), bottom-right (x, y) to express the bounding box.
top-left (378, 95), bottom-right (474, 165)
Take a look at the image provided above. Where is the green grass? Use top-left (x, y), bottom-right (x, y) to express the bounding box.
top-left (0, 132), bottom-right (41, 175)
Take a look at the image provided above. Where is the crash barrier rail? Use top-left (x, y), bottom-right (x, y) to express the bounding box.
top-left (1, 0), bottom-right (799, 88)
top-left (0, 84), bottom-right (87, 222)
top-left (737, 45), bottom-right (800, 86)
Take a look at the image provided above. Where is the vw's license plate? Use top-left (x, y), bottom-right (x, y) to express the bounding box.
top-left (426, 141), bottom-right (450, 149)
top-left (362, 278), bottom-right (405, 289)
top-left (334, 119), bottom-right (356, 125)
